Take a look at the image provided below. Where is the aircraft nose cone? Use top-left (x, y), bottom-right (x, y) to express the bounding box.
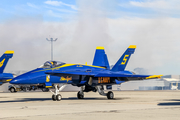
top-left (10, 76), bottom-right (29, 84)
top-left (9, 79), bottom-right (18, 84)
top-left (10, 78), bottom-right (24, 84)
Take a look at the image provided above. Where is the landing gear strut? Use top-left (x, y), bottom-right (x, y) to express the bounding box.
top-left (50, 84), bottom-right (66, 101)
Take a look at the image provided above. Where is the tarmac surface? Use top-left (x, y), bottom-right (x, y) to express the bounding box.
top-left (0, 90), bottom-right (180, 120)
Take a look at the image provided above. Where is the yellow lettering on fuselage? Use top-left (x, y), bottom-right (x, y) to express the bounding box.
top-left (98, 77), bottom-right (110, 83)
top-left (60, 76), bottom-right (72, 82)
top-left (121, 55), bottom-right (129, 65)
top-left (0, 59), bottom-right (5, 67)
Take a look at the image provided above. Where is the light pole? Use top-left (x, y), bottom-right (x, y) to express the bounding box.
top-left (46, 38), bottom-right (58, 61)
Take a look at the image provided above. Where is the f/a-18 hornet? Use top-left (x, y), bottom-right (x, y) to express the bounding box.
top-left (10, 45), bottom-right (161, 101)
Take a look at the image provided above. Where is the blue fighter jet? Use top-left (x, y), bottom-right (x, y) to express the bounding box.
top-left (10, 45), bottom-right (161, 101)
top-left (0, 51), bottom-right (14, 85)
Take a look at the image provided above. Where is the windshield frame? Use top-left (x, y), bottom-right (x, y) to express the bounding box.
top-left (38, 61), bottom-right (66, 68)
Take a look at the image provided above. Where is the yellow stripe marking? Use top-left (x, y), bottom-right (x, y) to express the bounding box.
top-left (6, 79), bottom-right (12, 82)
top-left (146, 75), bottom-right (163, 79)
top-left (96, 46), bottom-right (104, 50)
top-left (128, 45), bottom-right (136, 49)
top-left (4, 51), bottom-right (14, 54)
top-left (46, 86), bottom-right (52, 88)
top-left (0, 59), bottom-right (5, 67)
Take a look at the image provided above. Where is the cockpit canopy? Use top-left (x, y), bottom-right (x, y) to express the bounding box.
top-left (38, 61), bottom-right (66, 68)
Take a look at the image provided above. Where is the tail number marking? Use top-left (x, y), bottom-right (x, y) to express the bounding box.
top-left (98, 77), bottom-right (110, 83)
top-left (0, 59), bottom-right (5, 67)
top-left (121, 55), bottom-right (129, 65)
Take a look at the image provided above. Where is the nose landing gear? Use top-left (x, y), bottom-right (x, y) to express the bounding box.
top-left (50, 84), bottom-right (66, 101)
top-left (56, 94), bottom-right (62, 101)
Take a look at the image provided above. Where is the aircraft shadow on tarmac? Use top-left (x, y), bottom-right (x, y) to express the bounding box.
top-left (158, 99), bottom-right (180, 106)
top-left (0, 97), bottom-right (129, 103)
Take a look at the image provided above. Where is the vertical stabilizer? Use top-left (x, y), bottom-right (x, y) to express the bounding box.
top-left (92, 46), bottom-right (110, 69)
top-left (0, 51), bottom-right (14, 73)
top-left (111, 45), bottom-right (136, 71)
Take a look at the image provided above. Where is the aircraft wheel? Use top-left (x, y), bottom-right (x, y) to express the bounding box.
top-left (107, 91), bottom-right (114, 99)
top-left (9, 87), bottom-right (16, 93)
top-left (77, 91), bottom-right (84, 99)
top-left (56, 94), bottom-right (62, 101)
top-left (23, 87), bottom-right (27, 92)
top-left (52, 95), bottom-right (56, 101)
top-left (42, 88), bottom-right (49, 92)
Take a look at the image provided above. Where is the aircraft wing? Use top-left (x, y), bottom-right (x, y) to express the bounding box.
top-left (46, 71), bottom-right (162, 80)
top-left (95, 73), bottom-right (162, 79)
top-left (94, 73), bottom-right (149, 78)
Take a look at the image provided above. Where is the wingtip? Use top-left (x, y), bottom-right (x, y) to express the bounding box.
top-left (146, 75), bottom-right (163, 79)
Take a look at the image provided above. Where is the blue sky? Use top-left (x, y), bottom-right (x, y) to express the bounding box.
top-left (1, 0), bottom-right (180, 75)
top-left (0, 0), bottom-right (78, 22)
top-left (1, 0), bottom-right (180, 23)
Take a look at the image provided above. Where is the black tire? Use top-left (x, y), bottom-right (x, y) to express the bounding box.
top-left (107, 91), bottom-right (114, 99)
top-left (77, 91), bottom-right (84, 99)
top-left (29, 87), bottom-right (32, 91)
top-left (9, 87), bottom-right (16, 93)
top-left (42, 88), bottom-right (49, 92)
top-left (23, 87), bottom-right (27, 92)
top-left (52, 95), bottom-right (56, 101)
top-left (56, 94), bottom-right (62, 101)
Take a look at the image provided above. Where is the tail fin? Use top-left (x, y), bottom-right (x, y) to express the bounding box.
top-left (111, 45), bottom-right (136, 71)
top-left (92, 46), bottom-right (110, 69)
top-left (0, 51), bottom-right (14, 73)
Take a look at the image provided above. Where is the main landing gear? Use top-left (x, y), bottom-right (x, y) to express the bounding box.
top-left (77, 85), bottom-right (114, 99)
top-left (77, 86), bottom-right (84, 99)
top-left (50, 84), bottom-right (66, 101)
top-left (107, 91), bottom-right (114, 99)
top-left (97, 86), bottom-right (114, 99)
top-left (9, 87), bottom-right (17, 93)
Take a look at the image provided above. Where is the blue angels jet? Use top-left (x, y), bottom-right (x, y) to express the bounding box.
top-left (0, 51), bottom-right (14, 85)
top-left (10, 45), bottom-right (161, 101)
